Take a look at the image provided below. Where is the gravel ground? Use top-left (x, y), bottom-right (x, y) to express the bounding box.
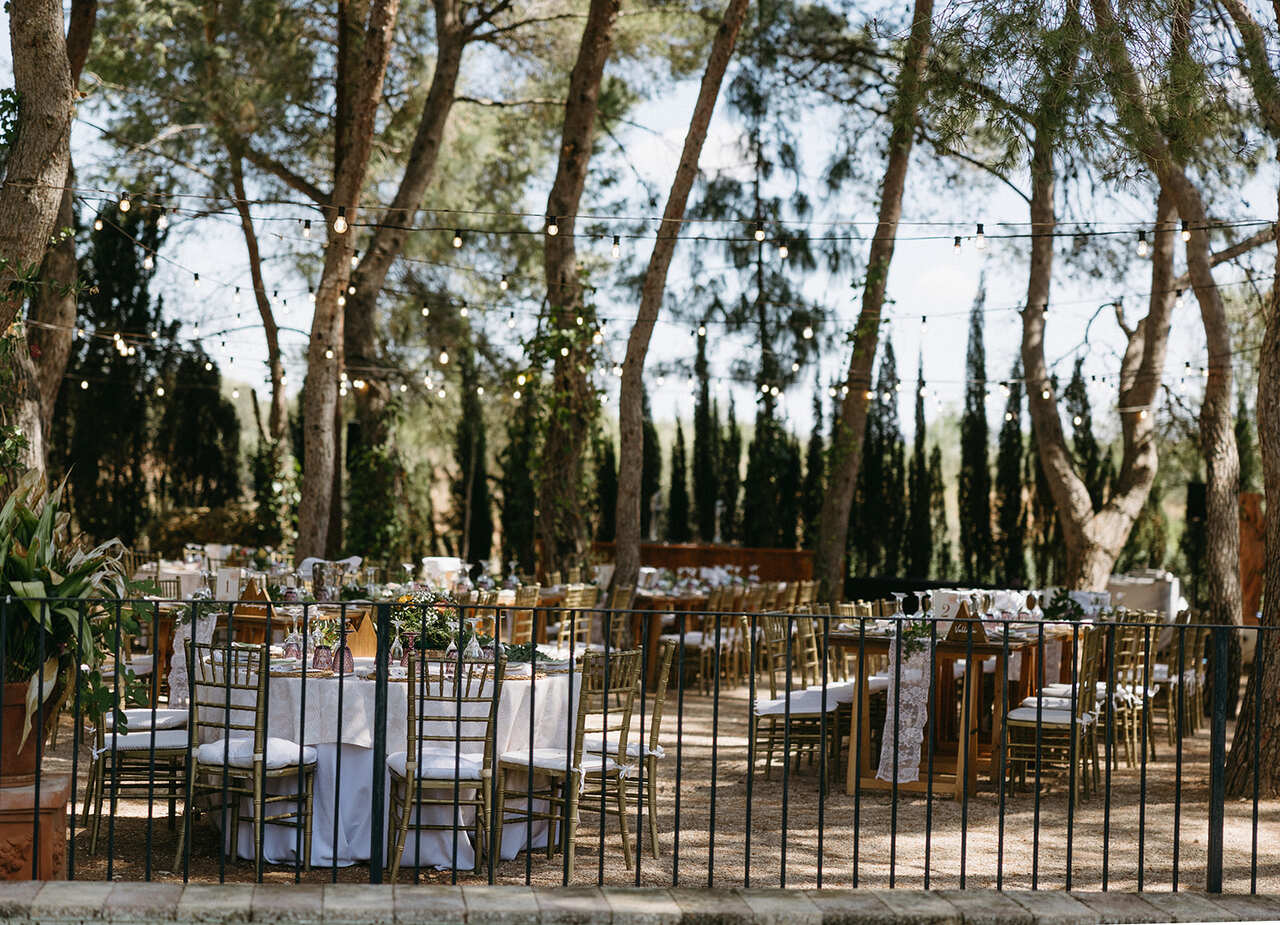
top-left (48, 681), bottom-right (1278, 892)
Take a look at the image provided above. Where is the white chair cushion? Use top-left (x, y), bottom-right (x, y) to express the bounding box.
top-left (582, 734), bottom-right (665, 760)
top-left (1006, 706), bottom-right (1093, 726)
top-left (1020, 696), bottom-right (1077, 711)
top-left (101, 728), bottom-right (189, 752)
top-left (868, 674), bottom-right (890, 693)
top-left (499, 748), bottom-right (618, 774)
top-left (196, 736), bottom-right (316, 770)
top-left (107, 708), bottom-right (188, 732)
top-left (754, 685), bottom-right (851, 716)
top-left (386, 748), bottom-right (484, 780)
top-left (659, 631), bottom-right (704, 647)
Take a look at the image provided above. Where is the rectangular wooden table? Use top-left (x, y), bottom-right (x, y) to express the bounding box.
top-left (828, 627), bottom-right (1061, 799)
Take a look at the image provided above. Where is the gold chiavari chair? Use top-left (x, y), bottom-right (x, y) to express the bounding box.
top-left (387, 655), bottom-right (504, 878)
top-left (495, 649), bottom-right (643, 879)
top-left (567, 566), bottom-right (583, 585)
top-left (174, 640), bottom-right (317, 869)
top-left (606, 582), bottom-right (636, 650)
top-left (555, 584), bottom-right (597, 651)
top-left (509, 584), bottom-right (541, 645)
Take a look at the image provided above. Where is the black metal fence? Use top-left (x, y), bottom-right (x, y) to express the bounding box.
top-left (3, 597), bottom-right (1272, 892)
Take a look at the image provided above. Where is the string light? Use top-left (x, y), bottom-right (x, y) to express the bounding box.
top-left (592, 330), bottom-right (603, 345)
top-left (611, 235), bottom-right (620, 259)
top-left (439, 350), bottom-right (449, 365)
top-left (452, 230), bottom-right (463, 249)
top-left (351, 250), bottom-right (360, 269)
top-left (1136, 230), bottom-right (1149, 257)
top-left (476, 386), bottom-right (485, 396)
top-left (192, 272), bottom-right (200, 288)
top-left (559, 346), bottom-right (569, 357)
top-left (500, 274), bottom-right (509, 291)
top-left (459, 303), bottom-right (469, 318)
top-left (1042, 386), bottom-right (1051, 400)
top-left (80, 380), bottom-right (88, 390)
top-left (234, 287), bottom-right (242, 304)
top-left (517, 374), bottom-right (527, 386)
top-left (975, 223), bottom-right (986, 250)
top-left (507, 312), bottom-right (515, 328)
top-left (333, 207), bottom-right (348, 234)
top-left (232, 388), bottom-right (240, 399)
top-left (155, 385), bottom-right (165, 397)
top-left (142, 253), bottom-right (154, 270)
top-left (863, 390), bottom-right (874, 400)
top-left (302, 219), bottom-right (312, 239)
top-left (204, 361), bottom-right (213, 371)
top-left (325, 348), bottom-right (335, 359)
top-left (546, 215), bottom-right (559, 236)
top-left (1175, 289), bottom-right (1185, 308)
top-left (575, 315), bottom-right (584, 326)
top-left (118, 193), bottom-right (131, 213)
top-left (1073, 414), bottom-right (1082, 426)
top-left (399, 383), bottom-right (408, 393)
top-left (1005, 411), bottom-right (1014, 421)
top-left (802, 325), bottom-right (813, 339)
top-left (920, 316), bottom-right (927, 333)
top-left (1181, 220), bottom-right (1191, 242)
top-left (156, 209), bottom-right (169, 231)
top-left (421, 304), bottom-right (430, 317)
top-left (698, 325), bottom-right (707, 337)
top-left (753, 222), bottom-right (765, 242)
top-left (613, 364), bottom-right (623, 377)
top-left (93, 218), bottom-right (104, 231)
top-left (347, 285), bottom-right (355, 295)
top-left (513, 389), bottom-right (522, 400)
top-left (437, 387), bottom-right (447, 399)
top-left (337, 294), bottom-right (346, 307)
top-left (791, 361), bottom-right (800, 372)
top-left (778, 243), bottom-right (789, 260)
top-left (953, 235), bottom-right (962, 251)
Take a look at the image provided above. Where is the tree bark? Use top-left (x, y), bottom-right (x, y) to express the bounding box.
top-left (613, 0), bottom-right (750, 591)
top-left (296, 0), bottom-right (400, 559)
top-left (814, 0), bottom-right (933, 600)
top-left (1090, 0), bottom-right (1242, 641)
top-left (534, 0), bottom-right (620, 574)
top-left (345, 0), bottom-right (466, 446)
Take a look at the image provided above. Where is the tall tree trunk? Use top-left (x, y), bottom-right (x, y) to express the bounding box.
top-left (26, 0), bottom-right (96, 466)
top-left (0, 0), bottom-right (77, 479)
top-left (614, 0), bottom-right (750, 591)
top-left (534, 0), bottom-right (620, 574)
top-left (346, 1), bottom-right (465, 447)
top-left (296, 0), bottom-right (400, 559)
top-left (814, 0), bottom-right (933, 600)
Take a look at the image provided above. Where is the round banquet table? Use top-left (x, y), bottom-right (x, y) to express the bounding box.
top-left (205, 661), bottom-right (578, 868)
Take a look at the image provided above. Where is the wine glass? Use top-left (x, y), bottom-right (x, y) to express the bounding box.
top-left (463, 614), bottom-right (484, 660)
top-left (402, 562), bottom-right (415, 588)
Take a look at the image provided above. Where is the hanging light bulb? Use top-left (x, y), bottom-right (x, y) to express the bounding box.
top-left (80, 380), bottom-right (89, 390)
top-left (1042, 386), bottom-right (1051, 400)
top-left (204, 361), bottom-right (213, 372)
top-left (657, 375), bottom-right (666, 386)
top-left (753, 222), bottom-right (765, 242)
top-left (802, 325), bottom-right (814, 340)
top-left (1181, 220), bottom-right (1191, 242)
top-left (513, 389), bottom-right (522, 400)
top-left (517, 373), bottom-right (527, 386)
top-left (1175, 289), bottom-right (1185, 308)
top-left (919, 385), bottom-right (929, 398)
top-left (351, 250), bottom-right (360, 269)
top-left (953, 235), bottom-right (962, 251)
top-left (93, 218), bottom-right (104, 232)
top-left (439, 349), bottom-right (449, 365)
top-left (828, 387), bottom-right (837, 398)
top-left (1136, 230), bottom-right (1149, 257)
top-left (193, 323), bottom-right (201, 337)
top-left (975, 223), bottom-right (986, 250)
top-left (760, 384), bottom-right (769, 394)
top-left (1005, 411), bottom-right (1014, 422)
top-left (613, 364), bottom-right (623, 377)
top-left (150, 329), bottom-right (158, 340)
top-left (546, 215), bottom-right (559, 236)
top-left (142, 253), bottom-right (154, 270)
top-left (118, 193), bottom-right (132, 213)
top-left (234, 287), bottom-right (242, 304)
top-left (920, 316), bottom-right (928, 333)
top-left (770, 385), bottom-right (780, 396)
top-left (337, 294), bottom-right (346, 307)
top-left (309, 289), bottom-right (316, 304)
top-left (778, 243), bottom-right (789, 260)
top-left (156, 209), bottom-right (169, 231)
top-left (333, 207), bottom-right (348, 234)
top-left (303, 219), bottom-right (312, 239)
top-left (1072, 414), bottom-right (1082, 426)
top-left (611, 235), bottom-right (620, 259)
top-left (863, 389), bottom-right (874, 400)
top-left (560, 346), bottom-right (570, 357)
top-left (232, 387), bottom-right (241, 399)
top-left (697, 325), bottom-right (706, 337)
top-left (575, 315), bottom-right (584, 326)
top-left (452, 229), bottom-right (463, 249)
top-left (476, 386), bottom-right (485, 396)
top-left (421, 304), bottom-right (430, 318)
top-left (399, 383), bottom-right (408, 393)
top-left (507, 312), bottom-right (515, 328)
top-left (192, 272), bottom-right (200, 288)
top-left (347, 285), bottom-right (356, 295)
top-left (155, 385), bottom-right (165, 397)
top-left (592, 330), bottom-right (603, 345)
top-left (325, 348), bottom-right (335, 359)
top-left (340, 385), bottom-right (348, 396)
top-left (459, 302), bottom-right (469, 319)
top-left (1138, 409), bottom-right (1149, 420)
top-left (127, 346), bottom-right (137, 357)
top-left (437, 387), bottom-right (447, 399)
top-left (791, 361), bottom-right (800, 373)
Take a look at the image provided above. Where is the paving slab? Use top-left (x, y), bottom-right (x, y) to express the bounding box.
top-left (874, 891), bottom-right (961, 925)
top-left (602, 888), bottom-right (681, 925)
top-left (393, 884), bottom-right (466, 924)
top-left (668, 888), bottom-right (754, 925)
top-left (802, 890), bottom-right (897, 925)
top-left (0, 881), bottom-right (42, 919)
top-left (464, 884), bottom-right (540, 924)
top-left (1004, 892), bottom-right (1099, 925)
top-left (1137, 892), bottom-right (1239, 922)
top-left (104, 882), bottom-right (183, 922)
top-left (935, 890), bottom-right (1033, 925)
top-left (734, 887), bottom-right (822, 925)
top-left (535, 886), bottom-right (610, 924)
top-left (175, 883), bottom-right (255, 923)
top-left (1203, 893), bottom-right (1280, 921)
top-left (1068, 893), bottom-right (1163, 923)
top-left (28, 880), bottom-right (115, 921)
top-left (251, 883), bottom-right (325, 923)
top-left (322, 884), bottom-right (395, 924)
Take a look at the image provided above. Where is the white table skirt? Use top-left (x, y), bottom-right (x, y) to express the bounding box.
top-left (206, 671), bottom-right (577, 867)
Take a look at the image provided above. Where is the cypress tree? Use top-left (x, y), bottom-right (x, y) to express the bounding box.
top-left (906, 353), bottom-right (932, 577)
top-left (1025, 396), bottom-right (1064, 586)
top-left (800, 383), bottom-right (825, 549)
top-left (958, 282), bottom-right (994, 582)
top-left (1064, 358), bottom-right (1106, 509)
top-left (692, 327), bottom-right (721, 540)
top-left (595, 435), bottom-right (618, 542)
top-left (667, 421), bottom-right (692, 542)
top-left (720, 398), bottom-right (742, 542)
top-left (995, 360), bottom-right (1027, 586)
top-left (1237, 389), bottom-right (1259, 493)
top-left (500, 392), bottom-right (538, 573)
top-left (641, 387), bottom-right (662, 540)
top-left (879, 341), bottom-right (907, 575)
top-left (451, 344), bottom-right (493, 563)
top-left (777, 435), bottom-right (803, 549)
top-left (928, 445), bottom-right (952, 579)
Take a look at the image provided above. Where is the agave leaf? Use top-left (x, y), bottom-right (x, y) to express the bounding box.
top-left (19, 658), bottom-right (59, 752)
top-left (9, 580), bottom-right (53, 630)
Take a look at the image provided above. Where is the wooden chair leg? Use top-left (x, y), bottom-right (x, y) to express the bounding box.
top-left (173, 763), bottom-right (197, 871)
top-left (565, 772), bottom-right (581, 882)
top-left (614, 777), bottom-right (633, 871)
top-left (646, 759), bottom-right (660, 858)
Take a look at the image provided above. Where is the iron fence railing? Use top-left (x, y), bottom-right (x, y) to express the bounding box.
top-left (2, 597), bottom-right (1271, 892)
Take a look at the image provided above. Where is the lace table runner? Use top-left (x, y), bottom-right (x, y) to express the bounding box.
top-left (876, 635), bottom-right (932, 783)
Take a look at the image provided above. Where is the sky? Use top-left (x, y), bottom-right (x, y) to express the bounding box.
top-left (4, 9), bottom-right (1276, 444)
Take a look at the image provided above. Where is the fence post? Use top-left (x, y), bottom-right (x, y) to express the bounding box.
top-left (1207, 624), bottom-right (1229, 893)
top-left (368, 603), bottom-right (392, 883)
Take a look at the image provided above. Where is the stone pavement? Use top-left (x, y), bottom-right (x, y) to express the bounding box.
top-left (1, 882), bottom-right (1278, 923)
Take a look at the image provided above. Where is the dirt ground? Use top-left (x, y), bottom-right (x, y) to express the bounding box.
top-left (49, 679), bottom-right (1278, 893)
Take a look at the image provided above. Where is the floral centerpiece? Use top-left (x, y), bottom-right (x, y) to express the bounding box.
top-left (392, 588), bottom-right (459, 652)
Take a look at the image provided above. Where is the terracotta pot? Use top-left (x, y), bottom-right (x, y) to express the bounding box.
top-left (1, 679), bottom-right (61, 789)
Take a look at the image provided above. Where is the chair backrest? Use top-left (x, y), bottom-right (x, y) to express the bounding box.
top-left (758, 614), bottom-right (795, 699)
top-left (158, 578), bottom-right (181, 600)
top-left (796, 580), bottom-right (816, 607)
top-left (742, 584), bottom-right (768, 613)
top-left (575, 649), bottom-right (643, 767)
top-left (188, 639), bottom-right (268, 753)
top-left (608, 583), bottom-right (635, 612)
top-left (834, 602), bottom-right (857, 618)
top-left (793, 612), bottom-right (824, 689)
top-left (566, 566), bottom-right (582, 585)
top-left (470, 590), bottom-right (499, 637)
top-left (406, 655), bottom-right (504, 772)
top-left (510, 584), bottom-right (541, 645)
top-left (557, 584), bottom-right (597, 650)
top-left (547, 570), bottom-right (563, 588)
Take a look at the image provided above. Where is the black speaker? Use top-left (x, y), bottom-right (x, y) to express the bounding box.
top-left (1186, 481), bottom-right (1206, 523)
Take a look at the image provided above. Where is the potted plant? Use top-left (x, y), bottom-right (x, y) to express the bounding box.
top-left (0, 472), bottom-right (129, 785)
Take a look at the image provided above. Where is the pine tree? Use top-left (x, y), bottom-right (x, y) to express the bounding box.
top-left (1065, 358), bottom-right (1106, 509)
top-left (720, 397), bottom-right (742, 542)
top-left (641, 387), bottom-right (662, 541)
top-left (667, 420), bottom-right (692, 542)
top-left (905, 353), bottom-right (932, 577)
top-left (595, 434), bottom-right (618, 542)
top-left (451, 344), bottom-right (493, 564)
top-left (692, 327), bottom-right (721, 540)
top-left (800, 383), bottom-right (825, 549)
top-left (958, 282), bottom-right (994, 582)
top-left (928, 445), bottom-right (952, 579)
top-left (995, 360), bottom-right (1027, 586)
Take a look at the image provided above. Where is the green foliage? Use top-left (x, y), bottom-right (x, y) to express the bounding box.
top-left (928, 445), bottom-right (952, 579)
top-left (742, 413), bottom-right (799, 548)
top-left (0, 88), bottom-right (19, 169)
top-left (1237, 389), bottom-right (1260, 493)
top-left (1065, 358), bottom-right (1108, 509)
top-left (499, 391), bottom-right (538, 574)
top-left (1042, 587), bottom-right (1086, 622)
top-left (594, 435), bottom-right (617, 543)
top-left (719, 398), bottom-right (742, 542)
top-left (906, 355), bottom-right (932, 577)
top-left (0, 333), bottom-right (30, 498)
top-left (640, 387), bottom-right (661, 541)
top-left (959, 283), bottom-right (993, 582)
top-left (450, 345), bottom-right (493, 564)
top-left (851, 338), bottom-right (906, 574)
top-left (248, 440), bottom-right (292, 548)
top-left (346, 439), bottom-right (404, 562)
top-left (691, 332), bottom-right (721, 541)
top-left (800, 384), bottom-right (825, 549)
top-left (667, 421), bottom-right (691, 543)
top-left (153, 351), bottom-right (242, 508)
top-left (995, 360), bottom-right (1027, 586)
top-left (1117, 476), bottom-right (1168, 572)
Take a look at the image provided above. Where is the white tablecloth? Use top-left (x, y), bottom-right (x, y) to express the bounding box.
top-left (135, 561), bottom-right (205, 599)
top-left (203, 666), bottom-right (577, 867)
